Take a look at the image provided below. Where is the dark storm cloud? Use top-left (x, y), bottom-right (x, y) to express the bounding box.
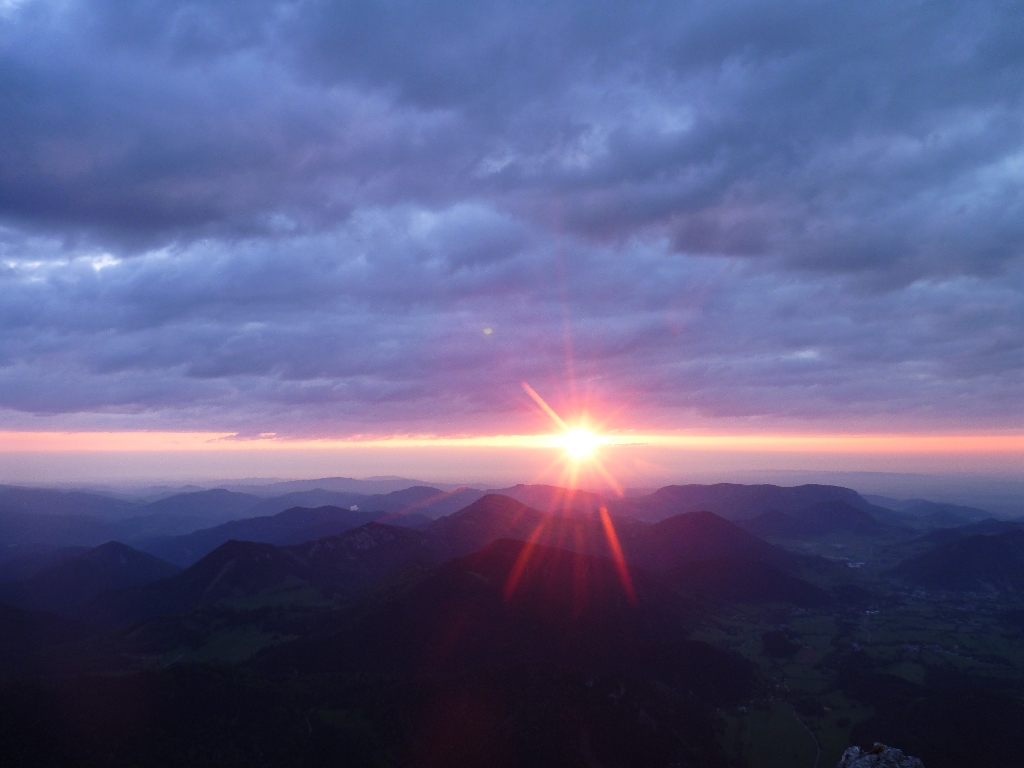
top-left (0, 0), bottom-right (1022, 434)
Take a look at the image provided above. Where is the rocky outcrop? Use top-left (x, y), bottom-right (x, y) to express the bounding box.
top-left (837, 744), bottom-right (924, 768)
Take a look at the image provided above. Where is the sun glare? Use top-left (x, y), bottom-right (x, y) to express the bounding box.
top-left (500, 381), bottom-right (633, 604)
top-left (559, 428), bottom-right (600, 461)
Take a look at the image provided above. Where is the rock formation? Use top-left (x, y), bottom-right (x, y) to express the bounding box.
top-left (837, 744), bottom-right (924, 768)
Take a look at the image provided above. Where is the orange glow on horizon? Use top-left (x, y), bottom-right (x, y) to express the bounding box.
top-left (3, 430), bottom-right (1024, 454)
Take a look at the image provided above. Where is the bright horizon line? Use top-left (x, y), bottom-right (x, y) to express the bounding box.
top-left (3, 430), bottom-right (1024, 454)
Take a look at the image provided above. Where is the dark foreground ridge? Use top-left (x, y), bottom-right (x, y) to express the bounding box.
top-left (1, 482), bottom-right (1023, 767)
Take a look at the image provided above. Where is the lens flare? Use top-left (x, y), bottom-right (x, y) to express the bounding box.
top-left (501, 382), bottom-right (635, 606)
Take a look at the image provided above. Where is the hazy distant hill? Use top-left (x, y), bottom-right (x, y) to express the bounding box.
top-left (0, 485), bottom-right (132, 550)
top-left (895, 518), bottom-right (1023, 552)
top-left (378, 486), bottom-right (487, 518)
top-left (0, 509), bottom-right (117, 548)
top-left (0, 485), bottom-right (140, 520)
top-left (97, 486), bottom-right (474, 547)
top-left (739, 500), bottom-right (894, 539)
top-left (865, 494), bottom-right (992, 521)
top-left (243, 489), bottom-right (367, 517)
top-left (127, 484), bottom-right (208, 503)
top-left (0, 484), bottom-right (483, 552)
top-left (615, 483), bottom-right (871, 522)
top-left (0, 488), bottom-right (267, 549)
top-left (901, 500), bottom-right (993, 527)
top-left (138, 505), bottom-right (385, 566)
top-left (96, 489), bottom-right (269, 541)
top-left (137, 488), bottom-right (263, 523)
top-left (220, 475), bottom-right (472, 496)
top-left (862, 496), bottom-right (1001, 531)
top-left (0, 542), bottom-right (180, 615)
top-left (246, 485), bottom-right (484, 519)
top-left (893, 529), bottom-right (1024, 591)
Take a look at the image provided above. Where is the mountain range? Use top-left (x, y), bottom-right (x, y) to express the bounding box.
top-left (0, 542), bottom-right (180, 615)
top-left (0, 483), bottom-right (488, 551)
top-left (865, 495), bottom-right (994, 527)
top-left (738, 499), bottom-right (896, 539)
top-left (894, 529), bottom-right (1024, 592)
top-left (54, 494), bottom-right (829, 633)
top-left (2, 483), bottom-right (1024, 768)
top-left (5, 481), bottom-right (1024, 622)
top-left (3, 479), bottom-right (1007, 559)
top-left (0, 526), bottom-right (766, 768)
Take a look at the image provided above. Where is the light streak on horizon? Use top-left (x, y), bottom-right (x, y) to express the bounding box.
top-left (4, 430), bottom-right (1024, 453)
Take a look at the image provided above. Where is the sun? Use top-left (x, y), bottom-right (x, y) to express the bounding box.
top-left (558, 428), bottom-right (600, 461)
top-left (520, 382), bottom-right (611, 465)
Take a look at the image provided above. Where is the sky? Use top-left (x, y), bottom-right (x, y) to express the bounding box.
top-left (1, 0), bottom-right (1023, 483)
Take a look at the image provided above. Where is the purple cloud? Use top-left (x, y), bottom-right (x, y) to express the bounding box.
top-left (0, 0), bottom-right (1022, 436)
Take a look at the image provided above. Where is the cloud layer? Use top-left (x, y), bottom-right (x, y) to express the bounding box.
top-left (1, 0), bottom-right (1023, 436)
